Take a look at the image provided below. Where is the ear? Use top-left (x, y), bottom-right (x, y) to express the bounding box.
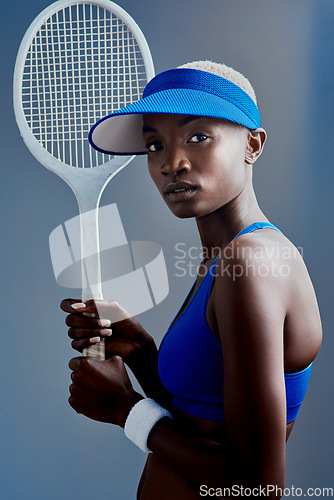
top-left (245, 128), bottom-right (267, 165)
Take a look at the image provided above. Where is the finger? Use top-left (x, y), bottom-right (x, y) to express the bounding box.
top-left (68, 396), bottom-right (94, 416)
top-left (100, 328), bottom-right (113, 337)
top-left (68, 395), bottom-right (83, 414)
top-left (66, 315), bottom-right (111, 329)
top-left (85, 299), bottom-right (131, 323)
top-left (65, 299), bottom-right (131, 324)
top-left (108, 354), bottom-right (124, 369)
top-left (70, 299), bottom-right (100, 314)
top-left (71, 333), bottom-right (112, 352)
top-left (97, 300), bottom-right (132, 322)
top-left (68, 327), bottom-right (90, 339)
top-left (71, 338), bottom-right (90, 352)
top-left (60, 299), bottom-right (82, 314)
top-left (70, 370), bottom-right (85, 383)
top-left (68, 327), bottom-right (112, 340)
top-left (64, 299), bottom-right (100, 316)
top-left (69, 356), bottom-right (85, 371)
top-left (68, 385), bottom-right (94, 405)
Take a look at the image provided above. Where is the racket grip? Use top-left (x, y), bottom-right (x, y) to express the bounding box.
top-left (83, 339), bottom-right (105, 360)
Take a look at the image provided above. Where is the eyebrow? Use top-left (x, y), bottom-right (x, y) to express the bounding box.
top-left (142, 115), bottom-right (203, 134)
top-left (142, 125), bottom-right (158, 133)
top-left (178, 115), bottom-right (202, 127)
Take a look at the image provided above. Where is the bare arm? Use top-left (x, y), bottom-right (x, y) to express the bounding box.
top-left (216, 251), bottom-right (287, 491)
top-left (141, 249), bottom-right (288, 496)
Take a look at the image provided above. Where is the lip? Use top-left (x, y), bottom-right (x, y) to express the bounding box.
top-left (164, 182), bottom-right (198, 198)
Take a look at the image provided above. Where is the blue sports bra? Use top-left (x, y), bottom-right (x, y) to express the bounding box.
top-left (158, 222), bottom-right (312, 423)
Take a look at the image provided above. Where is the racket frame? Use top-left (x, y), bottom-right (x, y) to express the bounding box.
top-left (13, 0), bottom-right (155, 358)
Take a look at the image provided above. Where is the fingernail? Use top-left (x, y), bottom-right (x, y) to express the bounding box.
top-left (72, 303), bottom-right (86, 310)
top-left (83, 312), bottom-right (96, 317)
top-left (97, 319), bottom-right (111, 327)
top-left (100, 329), bottom-right (112, 337)
top-left (89, 336), bottom-right (101, 344)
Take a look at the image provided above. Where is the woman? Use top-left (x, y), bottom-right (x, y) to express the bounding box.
top-left (61, 61), bottom-right (322, 499)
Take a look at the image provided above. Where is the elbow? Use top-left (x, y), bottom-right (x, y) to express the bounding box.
top-left (235, 458), bottom-right (285, 500)
top-left (273, 476), bottom-right (286, 500)
top-left (242, 475), bottom-right (285, 500)
top-left (263, 457), bottom-right (286, 499)
top-left (266, 481), bottom-right (285, 500)
top-left (252, 469), bottom-right (285, 499)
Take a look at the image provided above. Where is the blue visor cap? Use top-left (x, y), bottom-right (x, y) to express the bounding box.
top-left (89, 68), bottom-right (261, 155)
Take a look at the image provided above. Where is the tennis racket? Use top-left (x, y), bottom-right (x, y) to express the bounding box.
top-left (13, 0), bottom-right (154, 359)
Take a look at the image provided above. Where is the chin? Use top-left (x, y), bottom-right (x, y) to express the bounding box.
top-left (165, 205), bottom-right (197, 219)
top-left (174, 212), bottom-right (195, 219)
top-left (169, 209), bottom-right (195, 219)
top-left (167, 203), bottom-right (213, 219)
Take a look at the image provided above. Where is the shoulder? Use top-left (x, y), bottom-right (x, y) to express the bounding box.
top-left (213, 229), bottom-right (305, 344)
top-left (212, 227), bottom-right (322, 363)
top-left (215, 227), bottom-right (307, 304)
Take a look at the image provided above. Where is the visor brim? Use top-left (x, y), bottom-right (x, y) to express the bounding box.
top-left (89, 88), bottom-right (261, 155)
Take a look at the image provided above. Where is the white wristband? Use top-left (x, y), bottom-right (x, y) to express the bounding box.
top-left (124, 398), bottom-right (173, 453)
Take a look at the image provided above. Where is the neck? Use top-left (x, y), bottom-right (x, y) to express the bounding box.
top-left (196, 184), bottom-right (266, 258)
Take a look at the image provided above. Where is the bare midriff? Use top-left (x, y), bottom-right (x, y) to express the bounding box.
top-left (137, 407), bottom-right (295, 500)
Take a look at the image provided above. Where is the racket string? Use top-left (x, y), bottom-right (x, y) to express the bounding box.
top-left (21, 3), bottom-right (148, 168)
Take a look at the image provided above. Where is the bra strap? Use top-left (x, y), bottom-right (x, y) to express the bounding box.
top-left (232, 222), bottom-right (283, 242)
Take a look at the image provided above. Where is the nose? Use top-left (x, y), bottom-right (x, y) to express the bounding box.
top-left (161, 148), bottom-right (191, 176)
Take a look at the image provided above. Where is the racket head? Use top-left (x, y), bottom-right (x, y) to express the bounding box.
top-left (13, 0), bottom-right (155, 174)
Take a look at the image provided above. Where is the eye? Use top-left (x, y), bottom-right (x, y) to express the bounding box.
top-left (188, 133), bottom-right (209, 143)
top-left (145, 141), bottom-right (163, 152)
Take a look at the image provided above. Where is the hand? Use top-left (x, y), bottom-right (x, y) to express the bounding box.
top-left (68, 355), bottom-right (143, 427)
top-left (60, 299), bottom-right (156, 369)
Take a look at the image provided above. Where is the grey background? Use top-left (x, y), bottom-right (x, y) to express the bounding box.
top-left (1, 0), bottom-right (333, 498)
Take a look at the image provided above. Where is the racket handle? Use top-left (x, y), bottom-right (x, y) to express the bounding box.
top-left (83, 339), bottom-right (105, 360)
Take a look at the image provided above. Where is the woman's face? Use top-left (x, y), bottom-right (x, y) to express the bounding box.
top-left (143, 114), bottom-right (250, 219)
